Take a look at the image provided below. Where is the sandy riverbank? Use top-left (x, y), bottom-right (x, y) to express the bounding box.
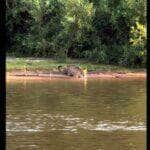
top-left (6, 71), bottom-right (146, 82)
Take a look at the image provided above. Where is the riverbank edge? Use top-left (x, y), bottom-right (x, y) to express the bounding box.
top-left (6, 71), bottom-right (146, 81)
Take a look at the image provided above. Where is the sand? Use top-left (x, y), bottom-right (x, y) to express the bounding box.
top-left (6, 71), bottom-right (146, 82)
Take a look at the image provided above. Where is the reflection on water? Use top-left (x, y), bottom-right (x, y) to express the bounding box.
top-left (7, 78), bottom-right (146, 150)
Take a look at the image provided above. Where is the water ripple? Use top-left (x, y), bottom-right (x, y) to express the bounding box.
top-left (6, 114), bottom-right (146, 133)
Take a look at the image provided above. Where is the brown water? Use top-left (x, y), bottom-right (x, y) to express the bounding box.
top-left (6, 78), bottom-right (146, 150)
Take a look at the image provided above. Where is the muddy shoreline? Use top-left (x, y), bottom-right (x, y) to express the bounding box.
top-left (6, 70), bottom-right (146, 81)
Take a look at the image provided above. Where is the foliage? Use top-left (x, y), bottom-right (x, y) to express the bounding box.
top-left (130, 22), bottom-right (146, 47)
top-left (6, 0), bottom-right (146, 67)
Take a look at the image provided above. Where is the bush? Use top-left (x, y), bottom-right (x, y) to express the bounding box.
top-left (82, 45), bottom-right (108, 63)
top-left (119, 45), bottom-right (146, 67)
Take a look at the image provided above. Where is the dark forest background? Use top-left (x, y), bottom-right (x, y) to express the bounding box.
top-left (6, 0), bottom-right (146, 67)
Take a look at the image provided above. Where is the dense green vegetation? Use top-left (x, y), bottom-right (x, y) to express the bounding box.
top-left (6, 0), bottom-right (146, 67)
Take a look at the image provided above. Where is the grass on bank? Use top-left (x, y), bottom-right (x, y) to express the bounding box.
top-left (6, 57), bottom-right (145, 73)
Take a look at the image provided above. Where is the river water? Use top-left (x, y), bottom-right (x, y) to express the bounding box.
top-left (6, 78), bottom-right (146, 150)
